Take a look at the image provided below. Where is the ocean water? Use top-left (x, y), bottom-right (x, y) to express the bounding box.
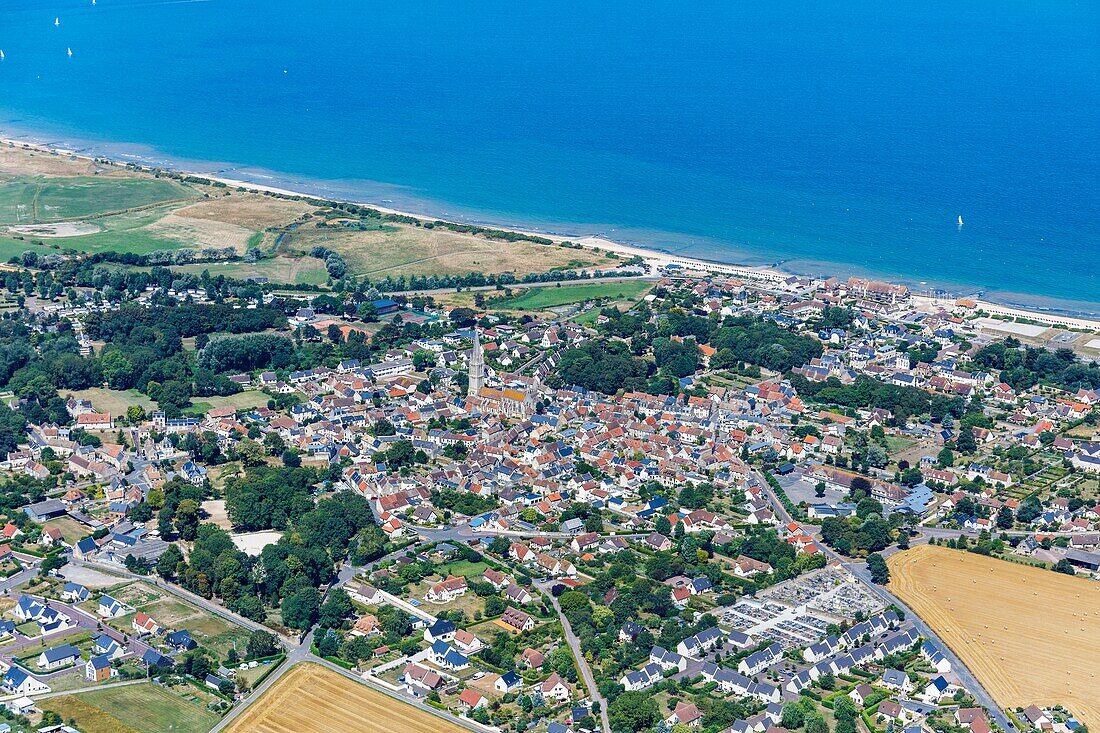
top-left (0, 0), bottom-right (1098, 311)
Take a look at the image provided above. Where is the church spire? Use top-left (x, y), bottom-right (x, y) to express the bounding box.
top-left (468, 328), bottom-right (485, 396)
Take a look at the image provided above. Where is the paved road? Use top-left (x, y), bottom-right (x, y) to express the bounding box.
top-left (541, 582), bottom-right (610, 733)
top-left (30, 677), bottom-right (148, 700)
top-left (68, 557), bottom-right (296, 647)
top-left (0, 567), bottom-right (39, 595)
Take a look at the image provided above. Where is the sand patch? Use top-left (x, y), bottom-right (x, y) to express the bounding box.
top-left (0, 144), bottom-right (99, 177)
top-left (9, 221), bottom-right (102, 237)
top-left (231, 530), bottom-right (283, 556)
top-left (201, 499), bottom-right (233, 530)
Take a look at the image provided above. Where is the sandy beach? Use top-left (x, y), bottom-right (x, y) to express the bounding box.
top-left (3, 134), bottom-right (1099, 330)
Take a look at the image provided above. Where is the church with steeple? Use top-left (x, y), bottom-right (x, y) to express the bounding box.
top-left (465, 328), bottom-right (535, 418)
top-left (468, 328), bottom-right (485, 396)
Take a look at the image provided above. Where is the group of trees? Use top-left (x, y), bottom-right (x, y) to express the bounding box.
top-left (307, 246), bottom-right (348, 279)
top-left (819, 513), bottom-right (895, 557)
top-left (224, 465), bottom-right (323, 531)
top-left (596, 309), bottom-right (824, 376)
top-left (197, 333), bottom-right (295, 373)
top-left (973, 338), bottom-right (1100, 392)
top-left (789, 374), bottom-right (963, 425)
top-left (6, 301), bottom-right (288, 417)
top-left (159, 491), bottom-right (383, 629)
top-left (430, 487), bottom-right (499, 517)
top-left (708, 316), bottom-right (824, 373)
top-left (553, 339), bottom-right (652, 394)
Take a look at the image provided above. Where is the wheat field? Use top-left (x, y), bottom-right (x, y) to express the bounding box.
top-left (226, 663), bottom-right (470, 733)
top-left (888, 544), bottom-right (1100, 727)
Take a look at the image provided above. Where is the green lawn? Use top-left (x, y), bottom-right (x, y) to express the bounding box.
top-left (885, 435), bottom-right (916, 455)
top-left (0, 174), bottom-right (208, 255)
top-left (0, 204), bottom-right (194, 255)
top-left (0, 176), bottom-right (194, 224)
top-left (40, 681), bottom-right (221, 733)
top-left (438, 560), bottom-right (489, 578)
top-left (68, 387), bottom-right (157, 417)
top-left (495, 280), bottom-right (650, 310)
top-left (185, 391), bottom-right (270, 415)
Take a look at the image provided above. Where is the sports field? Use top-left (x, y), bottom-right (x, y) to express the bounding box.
top-left (888, 544), bottom-right (1100, 727)
top-left (495, 279), bottom-right (651, 310)
top-left (226, 663), bottom-right (469, 733)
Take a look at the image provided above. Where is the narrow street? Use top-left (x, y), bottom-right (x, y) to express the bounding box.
top-left (542, 583), bottom-right (610, 733)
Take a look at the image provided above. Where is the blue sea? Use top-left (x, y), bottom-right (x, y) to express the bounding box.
top-left (1, 0), bottom-right (1098, 312)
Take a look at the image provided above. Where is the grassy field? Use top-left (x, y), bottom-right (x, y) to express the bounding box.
top-left (43, 515), bottom-right (90, 544)
top-left (165, 257), bottom-right (330, 286)
top-left (888, 544), bottom-right (1100, 727)
top-left (285, 222), bottom-right (612, 279)
top-left (186, 391), bottom-right (271, 414)
top-left (103, 581), bottom-right (250, 659)
top-left (41, 681), bottom-right (221, 733)
top-left (494, 279), bottom-right (651, 311)
top-left (226, 663), bottom-right (469, 733)
top-left (0, 176), bottom-right (193, 224)
top-left (67, 386), bottom-right (267, 419)
top-left (67, 388), bottom-right (157, 417)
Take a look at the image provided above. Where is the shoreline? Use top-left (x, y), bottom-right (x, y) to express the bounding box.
top-left (3, 131), bottom-right (1099, 329)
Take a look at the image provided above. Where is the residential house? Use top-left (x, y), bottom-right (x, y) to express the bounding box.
top-left (500, 607), bottom-right (535, 633)
top-left (85, 654), bottom-right (116, 683)
top-left (539, 672), bottom-right (571, 704)
top-left (2, 667), bottom-right (50, 696)
top-left (425, 576), bottom-right (468, 604)
top-left (37, 644), bottom-right (81, 671)
top-left (131, 612), bottom-right (160, 636)
top-left (97, 595), bottom-right (127, 618)
top-left (667, 701), bottom-right (702, 729)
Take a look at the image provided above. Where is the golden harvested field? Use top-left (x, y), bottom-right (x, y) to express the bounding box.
top-left (226, 663), bottom-right (470, 733)
top-left (146, 212), bottom-right (258, 250)
top-left (172, 194), bottom-right (314, 230)
top-left (288, 222), bottom-right (612, 278)
top-left (888, 545), bottom-right (1100, 727)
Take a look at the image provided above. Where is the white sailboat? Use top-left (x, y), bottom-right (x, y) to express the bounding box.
top-left (0, 51), bottom-right (5, 61)
top-left (67, 47), bottom-right (73, 58)
top-left (957, 215), bottom-right (964, 227)
top-left (55, 17), bottom-right (60, 27)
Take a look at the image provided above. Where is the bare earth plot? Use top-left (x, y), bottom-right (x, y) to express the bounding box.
top-left (888, 545), bottom-right (1100, 727)
top-left (0, 145), bottom-right (101, 176)
top-left (226, 663), bottom-right (469, 733)
top-left (287, 223), bottom-right (612, 279)
top-left (145, 212), bottom-right (258, 251)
